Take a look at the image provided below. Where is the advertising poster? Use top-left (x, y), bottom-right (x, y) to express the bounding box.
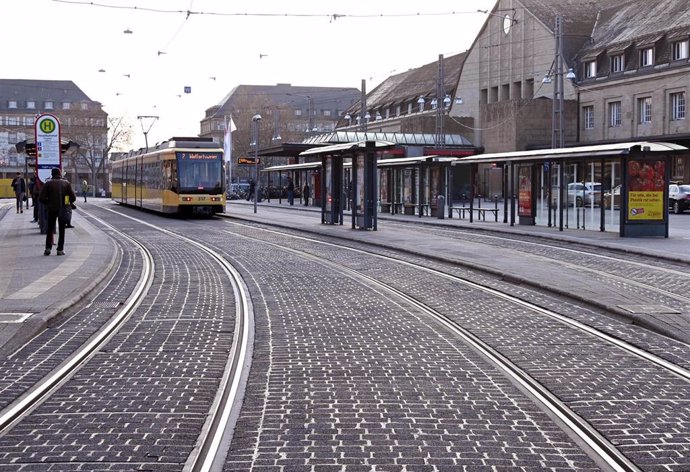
top-left (357, 154), bottom-right (365, 213)
top-left (626, 159), bottom-right (665, 221)
top-left (518, 166), bottom-right (533, 217)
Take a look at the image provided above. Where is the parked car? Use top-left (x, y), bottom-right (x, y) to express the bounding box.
top-left (669, 183), bottom-right (690, 214)
top-left (603, 184), bottom-right (621, 209)
top-left (552, 182), bottom-right (602, 207)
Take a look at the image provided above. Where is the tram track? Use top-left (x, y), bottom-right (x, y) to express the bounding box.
top-left (0, 216), bottom-right (154, 434)
top-left (210, 219), bottom-right (690, 471)
top-left (5, 204), bottom-right (687, 470)
top-left (0, 208), bottom-right (252, 472)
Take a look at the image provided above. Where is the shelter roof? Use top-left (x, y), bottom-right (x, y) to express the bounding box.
top-left (303, 131), bottom-right (474, 147)
top-left (300, 140), bottom-right (396, 157)
top-left (453, 141), bottom-right (688, 165)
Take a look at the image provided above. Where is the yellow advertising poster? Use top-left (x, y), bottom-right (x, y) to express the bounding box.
top-left (628, 191), bottom-right (664, 220)
top-left (626, 159), bottom-right (665, 221)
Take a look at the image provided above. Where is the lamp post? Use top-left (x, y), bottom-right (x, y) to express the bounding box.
top-left (252, 114), bottom-right (262, 214)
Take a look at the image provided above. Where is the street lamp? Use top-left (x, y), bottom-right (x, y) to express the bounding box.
top-left (252, 114), bottom-right (262, 213)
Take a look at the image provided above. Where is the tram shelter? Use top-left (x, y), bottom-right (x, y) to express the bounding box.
top-left (452, 141), bottom-right (688, 237)
top-left (299, 140), bottom-right (395, 230)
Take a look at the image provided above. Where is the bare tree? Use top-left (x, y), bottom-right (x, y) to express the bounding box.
top-left (67, 114), bottom-right (132, 196)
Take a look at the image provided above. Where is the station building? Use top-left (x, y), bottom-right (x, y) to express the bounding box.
top-left (0, 79), bottom-right (108, 196)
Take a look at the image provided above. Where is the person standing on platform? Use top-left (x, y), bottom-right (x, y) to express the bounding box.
top-left (81, 179), bottom-right (88, 202)
top-left (303, 182), bottom-right (310, 206)
top-left (287, 177), bottom-right (295, 205)
top-left (39, 168), bottom-right (76, 256)
top-left (11, 172), bottom-right (26, 214)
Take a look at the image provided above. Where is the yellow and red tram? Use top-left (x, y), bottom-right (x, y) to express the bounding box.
top-left (112, 137), bottom-right (226, 215)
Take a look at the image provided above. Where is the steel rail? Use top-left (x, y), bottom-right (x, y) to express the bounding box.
top-left (0, 216), bottom-right (154, 433)
top-left (100, 209), bottom-right (252, 472)
top-left (221, 224), bottom-right (643, 472)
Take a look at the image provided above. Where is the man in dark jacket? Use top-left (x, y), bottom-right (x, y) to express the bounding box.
top-left (39, 168), bottom-right (76, 256)
top-left (11, 172), bottom-right (26, 214)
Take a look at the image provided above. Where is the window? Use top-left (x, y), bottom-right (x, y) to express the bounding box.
top-left (294, 108), bottom-right (302, 116)
top-left (609, 101), bottom-right (622, 127)
top-left (672, 40), bottom-right (689, 61)
top-left (62, 102), bottom-right (71, 110)
top-left (80, 102), bottom-right (88, 111)
top-left (584, 60), bottom-right (597, 78)
top-left (671, 92), bottom-right (686, 120)
top-left (322, 109), bottom-right (331, 117)
top-left (611, 54), bottom-right (625, 73)
top-left (44, 101), bottom-right (54, 110)
top-left (638, 97), bottom-right (652, 123)
top-left (26, 101), bottom-right (36, 109)
top-left (8, 117), bottom-right (17, 126)
top-left (583, 106), bottom-right (594, 129)
top-left (8, 100), bottom-right (17, 109)
top-left (640, 47), bottom-right (654, 67)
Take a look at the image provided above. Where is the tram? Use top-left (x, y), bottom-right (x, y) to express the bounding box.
top-left (112, 137), bottom-right (226, 215)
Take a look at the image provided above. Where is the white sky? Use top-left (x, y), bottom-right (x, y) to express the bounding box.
top-left (4, 0), bottom-right (496, 150)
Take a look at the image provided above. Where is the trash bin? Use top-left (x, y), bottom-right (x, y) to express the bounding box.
top-left (437, 194), bottom-right (445, 219)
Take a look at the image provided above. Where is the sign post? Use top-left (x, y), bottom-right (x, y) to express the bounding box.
top-left (35, 114), bottom-right (61, 183)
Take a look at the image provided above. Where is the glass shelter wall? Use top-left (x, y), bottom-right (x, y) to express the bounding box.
top-left (531, 159), bottom-right (623, 232)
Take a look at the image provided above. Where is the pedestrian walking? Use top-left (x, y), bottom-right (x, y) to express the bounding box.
top-left (10, 172), bottom-right (26, 214)
top-left (287, 177), bottom-right (295, 205)
top-left (39, 168), bottom-right (76, 256)
top-left (81, 179), bottom-right (88, 202)
top-left (31, 178), bottom-right (41, 223)
top-left (303, 183), bottom-right (310, 206)
top-left (248, 179), bottom-right (256, 202)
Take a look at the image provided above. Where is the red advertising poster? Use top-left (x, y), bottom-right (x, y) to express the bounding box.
top-left (518, 166), bottom-right (532, 217)
top-left (627, 160), bottom-right (665, 221)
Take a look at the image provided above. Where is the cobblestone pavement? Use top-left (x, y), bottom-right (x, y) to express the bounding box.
top-left (0, 208), bottom-right (236, 471)
top-left (212, 220), bottom-right (690, 471)
top-left (2, 200), bottom-right (690, 471)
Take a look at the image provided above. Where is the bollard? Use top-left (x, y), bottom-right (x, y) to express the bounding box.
top-left (437, 194), bottom-right (446, 219)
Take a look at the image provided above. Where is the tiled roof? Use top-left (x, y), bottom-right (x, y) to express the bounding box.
top-left (513, 0), bottom-right (690, 58)
top-left (217, 83), bottom-right (360, 113)
top-left (578, 0), bottom-right (690, 56)
top-left (0, 79), bottom-right (94, 111)
top-left (354, 52), bottom-right (467, 112)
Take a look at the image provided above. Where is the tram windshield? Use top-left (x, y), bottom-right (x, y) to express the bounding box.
top-left (176, 151), bottom-right (223, 193)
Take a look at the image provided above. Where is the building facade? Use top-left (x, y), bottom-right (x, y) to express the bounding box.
top-left (0, 79), bottom-right (109, 190)
top-left (199, 83), bottom-right (360, 180)
top-left (451, 0), bottom-right (690, 182)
